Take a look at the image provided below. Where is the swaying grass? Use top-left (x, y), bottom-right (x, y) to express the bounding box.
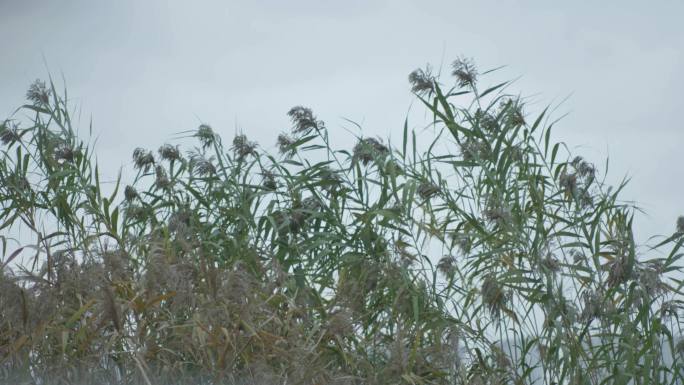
top-left (1, 58), bottom-right (683, 385)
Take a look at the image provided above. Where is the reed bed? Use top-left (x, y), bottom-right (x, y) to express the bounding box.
top-left (1, 58), bottom-right (683, 385)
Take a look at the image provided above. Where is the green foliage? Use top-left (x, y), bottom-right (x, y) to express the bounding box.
top-left (1, 61), bottom-right (683, 385)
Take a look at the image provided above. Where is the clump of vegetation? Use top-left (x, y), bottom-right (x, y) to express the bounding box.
top-left (0, 58), bottom-right (683, 385)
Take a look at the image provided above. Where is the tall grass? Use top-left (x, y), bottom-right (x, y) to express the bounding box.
top-left (1, 59), bottom-right (683, 385)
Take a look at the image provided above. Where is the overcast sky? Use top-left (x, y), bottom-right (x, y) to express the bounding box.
top-left (1, 0), bottom-right (682, 245)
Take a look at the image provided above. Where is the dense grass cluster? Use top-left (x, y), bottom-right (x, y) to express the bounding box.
top-left (1, 59), bottom-right (683, 385)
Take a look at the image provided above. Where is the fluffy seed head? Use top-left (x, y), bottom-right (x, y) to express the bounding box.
top-left (450, 233), bottom-right (472, 254)
top-left (124, 204), bottom-right (149, 222)
top-left (132, 148), bottom-right (155, 172)
top-left (195, 124), bottom-right (216, 149)
top-left (437, 255), bottom-right (457, 276)
top-left (54, 143), bottom-right (77, 163)
top-left (483, 205), bottom-right (512, 226)
top-left (233, 134), bottom-right (257, 160)
top-left (276, 133), bottom-right (296, 156)
top-left (474, 109), bottom-right (499, 132)
top-left (313, 166), bottom-right (343, 193)
top-left (460, 139), bottom-right (489, 162)
top-left (326, 308), bottom-right (354, 338)
top-left (158, 144), bottom-right (181, 162)
top-left (607, 254), bottom-right (630, 288)
top-left (572, 156), bottom-right (596, 180)
top-left (580, 290), bottom-right (602, 322)
top-left (189, 153), bottom-right (216, 176)
top-left (482, 275), bottom-right (508, 318)
top-left (353, 137), bottom-right (389, 165)
top-left (287, 106), bottom-right (324, 134)
top-left (408, 66), bottom-right (435, 95)
top-left (154, 165), bottom-right (172, 189)
top-left (451, 57), bottom-right (478, 88)
top-left (0, 122), bottom-right (20, 145)
top-left (124, 185), bottom-right (138, 201)
top-left (500, 98), bottom-right (526, 126)
top-left (637, 261), bottom-right (667, 297)
top-left (541, 255), bottom-right (560, 273)
top-left (26, 79), bottom-right (51, 106)
top-left (261, 169), bottom-right (277, 190)
top-left (559, 171), bottom-right (577, 196)
top-left (417, 181), bottom-right (440, 200)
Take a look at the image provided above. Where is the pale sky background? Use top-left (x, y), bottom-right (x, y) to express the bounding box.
top-left (1, 0), bottom-right (682, 246)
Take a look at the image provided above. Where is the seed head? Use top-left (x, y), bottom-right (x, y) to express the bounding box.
top-left (132, 148), bottom-right (155, 172)
top-left (559, 171), bottom-right (577, 196)
top-left (168, 209), bottom-right (192, 233)
top-left (287, 106), bottom-right (324, 134)
top-left (124, 185), bottom-right (138, 201)
top-left (195, 124), bottom-right (216, 149)
top-left (233, 134), bottom-right (257, 160)
top-left (482, 275), bottom-right (508, 318)
top-left (500, 98), bottom-right (526, 126)
top-left (571, 249), bottom-right (586, 264)
top-left (637, 261), bottom-right (667, 297)
top-left (54, 143), bottom-right (76, 163)
top-left (483, 205), bottom-right (512, 226)
top-left (578, 188), bottom-right (594, 209)
top-left (461, 139), bottom-right (489, 162)
top-left (284, 196), bottom-right (323, 233)
top-left (125, 204), bottom-right (151, 222)
top-left (392, 236), bottom-right (415, 266)
top-left (492, 345), bottom-right (511, 370)
top-left (154, 165), bottom-right (172, 190)
top-left (189, 153), bottom-right (216, 176)
top-left (437, 255), bottom-right (457, 276)
top-left (580, 290), bottom-right (602, 322)
top-left (607, 254), bottom-right (630, 288)
top-left (301, 195), bottom-right (323, 212)
top-left (318, 165), bottom-right (343, 191)
top-left (261, 169), bottom-right (277, 190)
top-left (450, 233), bottom-right (472, 254)
top-left (660, 300), bottom-right (679, 320)
top-left (8, 172), bottom-right (31, 193)
top-left (474, 109), bottom-right (499, 132)
top-left (451, 57), bottom-right (478, 88)
top-left (26, 79), bottom-right (51, 106)
top-left (541, 255), bottom-right (561, 273)
top-left (0, 122), bottom-right (20, 145)
top-left (677, 216), bottom-right (684, 233)
top-left (417, 181), bottom-right (440, 200)
top-left (408, 66), bottom-right (435, 95)
top-left (572, 156), bottom-right (596, 180)
top-left (326, 308), bottom-right (355, 338)
top-left (158, 144), bottom-right (181, 162)
top-left (276, 133), bottom-right (296, 157)
top-left (353, 137), bottom-right (389, 165)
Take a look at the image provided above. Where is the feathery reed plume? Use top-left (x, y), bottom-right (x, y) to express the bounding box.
top-left (287, 106), bottom-right (324, 134)
top-left (233, 133), bottom-right (257, 160)
top-left (195, 124), bottom-right (216, 149)
top-left (26, 79), bottom-right (51, 105)
top-left (276, 133), bottom-right (296, 157)
top-left (0, 121), bottom-right (20, 145)
top-left (132, 148), bottom-right (155, 172)
top-left (451, 57), bottom-right (477, 88)
top-left (408, 65), bottom-right (435, 95)
top-left (352, 137), bottom-right (389, 165)
top-left (158, 144), bottom-right (181, 162)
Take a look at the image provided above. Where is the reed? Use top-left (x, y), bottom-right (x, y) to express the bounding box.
top-left (1, 58), bottom-right (682, 385)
